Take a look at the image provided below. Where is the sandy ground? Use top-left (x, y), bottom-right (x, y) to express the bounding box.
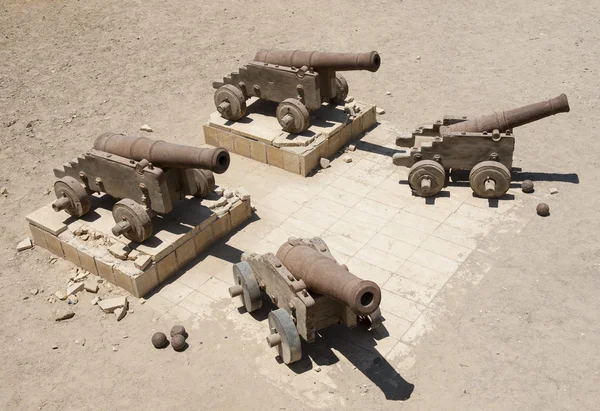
top-left (1, 0), bottom-right (599, 410)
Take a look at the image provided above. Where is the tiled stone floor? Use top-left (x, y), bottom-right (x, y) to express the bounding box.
top-left (145, 122), bottom-right (524, 390)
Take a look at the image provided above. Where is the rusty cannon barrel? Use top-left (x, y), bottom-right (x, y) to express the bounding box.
top-left (93, 133), bottom-right (230, 174)
top-left (254, 49), bottom-right (381, 72)
top-left (442, 94), bottom-right (570, 134)
top-left (276, 239), bottom-right (381, 316)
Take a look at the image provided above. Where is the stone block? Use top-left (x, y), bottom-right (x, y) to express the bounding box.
top-left (44, 232), bottom-right (64, 258)
top-left (156, 252), bottom-right (178, 283)
top-left (98, 296), bottom-right (127, 313)
top-left (249, 140), bottom-right (267, 163)
top-left (113, 263), bottom-right (135, 295)
top-left (95, 257), bottom-right (116, 283)
top-left (194, 226), bottom-right (214, 253)
top-left (341, 123), bottom-right (352, 144)
top-left (362, 105), bottom-right (377, 133)
top-left (25, 205), bottom-right (68, 236)
top-left (175, 238), bottom-right (196, 267)
top-left (231, 199), bottom-right (251, 229)
top-left (28, 224), bottom-right (47, 249)
top-left (134, 254), bottom-right (152, 270)
top-left (217, 130), bottom-right (234, 151)
top-left (132, 265), bottom-right (159, 298)
top-left (232, 134), bottom-right (252, 158)
top-left (266, 145), bottom-right (283, 168)
top-left (212, 213), bottom-right (231, 241)
top-left (351, 114), bottom-right (364, 139)
top-left (281, 149), bottom-right (300, 174)
top-left (203, 124), bottom-right (219, 146)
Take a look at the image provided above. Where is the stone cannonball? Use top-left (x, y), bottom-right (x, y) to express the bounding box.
top-left (170, 325), bottom-right (188, 339)
top-left (536, 203), bottom-right (550, 217)
top-left (152, 332), bottom-right (168, 349)
top-left (521, 180), bottom-right (534, 193)
top-left (171, 334), bottom-right (186, 352)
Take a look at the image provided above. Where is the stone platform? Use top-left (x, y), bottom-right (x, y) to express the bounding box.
top-left (203, 98), bottom-right (377, 176)
top-left (25, 188), bottom-right (252, 298)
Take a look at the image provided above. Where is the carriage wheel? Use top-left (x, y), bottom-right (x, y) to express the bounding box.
top-left (469, 161), bottom-right (511, 198)
top-left (192, 169), bottom-right (215, 198)
top-left (267, 308), bottom-right (302, 365)
top-left (330, 74), bottom-right (349, 106)
top-left (52, 176), bottom-right (91, 217)
top-left (111, 199), bottom-right (153, 242)
top-left (408, 160), bottom-right (446, 197)
top-left (229, 261), bottom-right (262, 313)
top-left (214, 84), bottom-right (246, 121)
top-left (276, 98), bottom-right (310, 134)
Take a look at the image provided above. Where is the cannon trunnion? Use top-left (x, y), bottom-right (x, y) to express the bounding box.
top-left (51, 133), bottom-right (229, 243)
top-left (213, 49), bottom-right (381, 134)
top-left (393, 94), bottom-right (570, 199)
top-left (228, 237), bottom-right (384, 365)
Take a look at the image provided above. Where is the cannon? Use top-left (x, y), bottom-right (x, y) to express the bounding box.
top-left (393, 94), bottom-right (570, 198)
top-left (52, 133), bottom-right (230, 243)
top-left (228, 237), bottom-right (383, 365)
top-left (213, 49), bottom-right (381, 133)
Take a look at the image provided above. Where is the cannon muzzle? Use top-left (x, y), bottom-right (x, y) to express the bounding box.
top-left (276, 239), bottom-right (381, 316)
top-left (442, 94), bottom-right (570, 134)
top-left (93, 133), bottom-right (230, 174)
top-left (254, 49), bottom-right (381, 72)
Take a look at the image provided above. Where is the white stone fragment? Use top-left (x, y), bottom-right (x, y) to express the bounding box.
top-left (550, 187), bottom-right (559, 194)
top-left (134, 254), bottom-right (152, 270)
top-left (139, 124), bottom-right (153, 132)
top-left (108, 242), bottom-right (130, 260)
top-left (342, 156), bottom-right (353, 163)
top-left (16, 238), bottom-right (33, 251)
top-left (223, 190), bottom-right (234, 199)
top-left (84, 278), bottom-right (98, 293)
top-left (115, 307), bottom-right (127, 321)
top-left (345, 96), bottom-right (354, 103)
top-left (54, 290), bottom-right (67, 300)
top-left (214, 186), bottom-right (225, 196)
top-left (376, 107), bottom-right (386, 115)
top-left (91, 296), bottom-right (101, 306)
top-left (234, 187), bottom-right (251, 201)
top-left (347, 144), bottom-right (356, 152)
top-left (320, 158), bottom-right (331, 169)
top-left (98, 296), bottom-right (128, 313)
top-left (66, 282), bottom-right (84, 296)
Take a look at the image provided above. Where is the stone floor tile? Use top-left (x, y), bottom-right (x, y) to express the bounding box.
top-left (454, 202), bottom-right (500, 223)
top-left (328, 220), bottom-right (377, 244)
top-left (443, 184), bottom-right (474, 202)
top-left (292, 205), bottom-right (339, 230)
top-left (264, 226), bottom-right (297, 246)
top-left (270, 184), bottom-right (317, 205)
top-left (341, 207), bottom-right (388, 231)
top-left (198, 277), bottom-right (231, 301)
top-left (396, 260), bottom-right (453, 290)
top-left (252, 204), bottom-right (289, 225)
top-left (408, 248), bottom-right (459, 276)
top-left (156, 281), bottom-right (194, 304)
top-left (391, 210), bottom-right (441, 235)
top-left (379, 289), bottom-right (426, 322)
top-left (444, 213), bottom-right (494, 237)
top-left (432, 223), bottom-right (479, 249)
top-left (354, 245), bottom-right (405, 273)
top-left (176, 266), bottom-right (212, 291)
top-left (345, 257), bottom-right (393, 287)
top-left (419, 235), bottom-right (473, 262)
top-left (178, 291), bottom-right (215, 319)
top-left (353, 197), bottom-right (400, 220)
top-left (328, 248), bottom-right (352, 265)
top-left (464, 194), bottom-right (518, 213)
top-left (366, 187), bottom-right (413, 210)
top-left (161, 304), bottom-right (194, 322)
top-left (384, 340), bottom-right (415, 372)
top-left (320, 231), bottom-right (365, 256)
top-left (145, 294), bottom-right (176, 315)
top-left (257, 192), bottom-right (302, 214)
top-left (379, 311), bottom-right (412, 339)
top-left (319, 186), bottom-right (363, 207)
top-left (280, 217), bottom-right (325, 237)
top-left (367, 233), bottom-right (417, 260)
top-left (383, 274), bottom-right (438, 306)
top-left (380, 221), bottom-right (430, 247)
top-left (330, 175), bottom-right (373, 197)
top-left (404, 196), bottom-right (463, 223)
top-left (306, 196), bottom-right (351, 218)
top-left (401, 309), bottom-right (440, 345)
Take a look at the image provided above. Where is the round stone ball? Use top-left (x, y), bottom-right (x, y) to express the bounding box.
top-left (536, 203), bottom-right (550, 217)
top-left (521, 180), bottom-right (534, 193)
top-left (151, 332), bottom-right (168, 349)
top-left (170, 324), bottom-right (188, 339)
top-left (171, 334), bottom-right (186, 352)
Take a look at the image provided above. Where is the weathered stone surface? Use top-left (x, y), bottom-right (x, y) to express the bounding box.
top-left (55, 308), bottom-right (75, 321)
top-left (108, 242), bottom-right (130, 260)
top-left (98, 296), bottom-right (128, 313)
top-left (17, 237), bottom-right (33, 251)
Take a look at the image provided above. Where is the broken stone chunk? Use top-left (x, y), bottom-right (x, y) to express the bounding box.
top-left (84, 278), bottom-right (98, 293)
top-left (108, 242), bottom-right (131, 260)
top-left (114, 307), bottom-right (127, 321)
top-left (376, 107), bottom-right (386, 115)
top-left (347, 144), bottom-right (356, 152)
top-left (67, 282), bottom-right (84, 296)
top-left (54, 290), bottom-right (67, 300)
top-left (140, 124), bottom-right (153, 132)
top-left (98, 296), bottom-right (128, 313)
top-left (134, 254), bottom-right (152, 270)
top-left (55, 308), bottom-right (75, 321)
top-left (16, 238), bottom-right (33, 251)
top-left (91, 296), bottom-right (101, 306)
top-left (234, 187), bottom-right (251, 201)
top-left (320, 158), bottom-right (331, 169)
top-left (549, 187), bottom-right (558, 194)
top-left (342, 156), bottom-right (353, 163)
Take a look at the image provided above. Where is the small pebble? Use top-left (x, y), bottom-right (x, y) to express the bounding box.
top-left (376, 107), bottom-right (385, 115)
top-left (52, 345), bottom-right (58, 350)
top-left (549, 187), bottom-right (558, 194)
top-left (536, 203), bottom-right (550, 217)
top-left (320, 158), bottom-right (331, 169)
top-left (386, 91), bottom-right (391, 96)
top-left (342, 156), bottom-right (352, 163)
top-left (30, 288), bottom-right (39, 295)
top-left (315, 367), bottom-right (322, 372)
top-left (347, 144), bottom-right (356, 152)
top-left (139, 124), bottom-right (153, 132)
